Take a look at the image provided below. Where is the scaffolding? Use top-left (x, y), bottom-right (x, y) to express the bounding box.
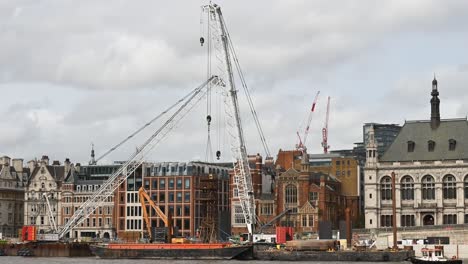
top-left (197, 174), bottom-right (219, 243)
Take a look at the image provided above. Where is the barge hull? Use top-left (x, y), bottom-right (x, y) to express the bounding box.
top-left (91, 244), bottom-right (252, 260)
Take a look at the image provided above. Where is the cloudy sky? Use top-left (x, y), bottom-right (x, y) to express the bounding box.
top-left (1, 0), bottom-right (468, 165)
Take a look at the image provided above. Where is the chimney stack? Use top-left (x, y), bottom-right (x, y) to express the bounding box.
top-left (41, 155), bottom-right (50, 165)
top-left (12, 158), bottom-right (24, 172)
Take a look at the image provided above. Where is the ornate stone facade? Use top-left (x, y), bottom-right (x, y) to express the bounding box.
top-left (364, 78), bottom-right (468, 229)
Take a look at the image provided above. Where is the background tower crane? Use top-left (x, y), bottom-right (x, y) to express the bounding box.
top-left (296, 91), bottom-right (320, 152)
top-left (321, 96), bottom-right (331, 153)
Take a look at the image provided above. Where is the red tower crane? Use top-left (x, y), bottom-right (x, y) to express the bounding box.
top-left (321, 96), bottom-right (331, 153)
top-left (296, 91), bottom-right (320, 152)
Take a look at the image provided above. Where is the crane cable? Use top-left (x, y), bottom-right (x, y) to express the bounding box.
top-left (203, 7), bottom-right (214, 162)
top-left (220, 15), bottom-right (272, 158)
top-left (94, 83), bottom-right (207, 164)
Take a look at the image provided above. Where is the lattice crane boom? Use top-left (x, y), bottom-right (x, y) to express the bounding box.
top-left (202, 4), bottom-right (256, 236)
top-left (321, 96), bottom-right (331, 154)
top-left (297, 91), bottom-right (320, 152)
top-left (57, 76), bottom-right (219, 239)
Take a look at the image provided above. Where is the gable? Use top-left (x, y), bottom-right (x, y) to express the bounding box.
top-left (279, 168), bottom-right (300, 179)
top-left (299, 201), bottom-right (317, 214)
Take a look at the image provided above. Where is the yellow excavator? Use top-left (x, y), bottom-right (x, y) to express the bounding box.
top-left (138, 187), bottom-right (173, 243)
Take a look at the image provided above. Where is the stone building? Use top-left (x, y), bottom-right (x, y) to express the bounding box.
top-left (0, 156), bottom-right (28, 237)
top-left (365, 77), bottom-right (468, 228)
top-left (61, 163), bottom-right (117, 240)
top-left (24, 156), bottom-right (69, 233)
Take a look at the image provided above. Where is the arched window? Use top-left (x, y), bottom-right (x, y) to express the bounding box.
top-left (401, 176), bottom-right (414, 200)
top-left (422, 175), bottom-right (435, 200)
top-left (464, 176), bottom-right (468, 199)
top-left (443, 175), bottom-right (457, 199)
top-left (380, 176), bottom-right (392, 200)
top-left (285, 184), bottom-right (297, 208)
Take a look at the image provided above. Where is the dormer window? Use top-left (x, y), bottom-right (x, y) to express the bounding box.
top-left (428, 140), bottom-right (435, 152)
top-left (407, 141), bottom-right (415, 152)
top-left (449, 139), bottom-right (456, 151)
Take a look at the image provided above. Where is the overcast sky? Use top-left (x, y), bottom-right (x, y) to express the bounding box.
top-left (1, 0), bottom-right (468, 165)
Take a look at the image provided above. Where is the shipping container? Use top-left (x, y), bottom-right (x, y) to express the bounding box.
top-left (276, 227), bottom-right (290, 244)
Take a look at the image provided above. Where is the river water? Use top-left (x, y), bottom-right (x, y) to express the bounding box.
top-left (0, 257), bottom-right (408, 264)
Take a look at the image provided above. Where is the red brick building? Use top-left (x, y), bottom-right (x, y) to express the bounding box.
top-left (114, 161), bottom-right (231, 242)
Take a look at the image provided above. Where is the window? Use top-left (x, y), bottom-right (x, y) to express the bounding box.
top-left (261, 204), bottom-right (273, 215)
top-left (465, 214), bottom-right (468, 224)
top-left (176, 192), bottom-right (182, 202)
top-left (401, 176), bottom-right (414, 200)
top-left (380, 176), bottom-right (392, 200)
top-left (169, 179), bottom-right (174, 189)
top-left (301, 215), bottom-right (314, 227)
top-left (449, 139), bottom-right (457, 151)
top-left (401, 215), bottom-right (415, 227)
top-left (184, 192), bottom-right (190, 202)
top-left (176, 179), bottom-right (182, 189)
top-left (309, 192), bottom-right (318, 202)
top-left (233, 204), bottom-right (245, 224)
top-left (152, 180), bottom-right (157, 189)
top-left (159, 179), bottom-right (165, 189)
top-left (369, 193), bottom-right (372, 199)
top-left (169, 192), bottom-right (174, 202)
top-left (380, 215), bottom-right (393, 227)
top-left (407, 141), bottom-right (415, 152)
top-left (285, 184), bottom-right (297, 210)
top-left (443, 175), bottom-right (457, 199)
top-left (443, 214), bottom-right (457, 225)
top-left (144, 180), bottom-right (150, 189)
top-left (184, 179), bottom-right (190, 189)
top-left (428, 140), bottom-right (435, 152)
top-left (176, 206), bottom-right (182, 216)
top-left (159, 193), bottom-right (165, 202)
top-left (422, 175), bottom-right (435, 200)
top-left (184, 205), bottom-right (190, 216)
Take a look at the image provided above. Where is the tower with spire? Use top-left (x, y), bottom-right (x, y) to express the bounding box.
top-left (430, 75), bottom-right (440, 129)
top-left (365, 124), bottom-right (378, 167)
top-left (90, 143), bottom-right (96, 165)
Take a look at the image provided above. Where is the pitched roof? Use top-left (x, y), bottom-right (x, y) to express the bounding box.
top-left (380, 118), bottom-right (468, 162)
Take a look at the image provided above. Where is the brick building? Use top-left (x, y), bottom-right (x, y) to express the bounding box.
top-left (114, 161), bottom-right (231, 242)
top-left (274, 149), bottom-right (360, 232)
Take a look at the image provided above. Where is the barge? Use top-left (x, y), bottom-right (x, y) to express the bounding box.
top-left (90, 243), bottom-right (252, 260)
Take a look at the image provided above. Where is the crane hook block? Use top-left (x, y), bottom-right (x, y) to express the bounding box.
top-left (206, 115), bottom-right (212, 125)
top-left (200, 37), bottom-right (205, 46)
top-left (216, 150), bottom-right (221, 160)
